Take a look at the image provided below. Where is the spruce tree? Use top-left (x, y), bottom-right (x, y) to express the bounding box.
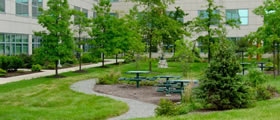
top-left (198, 41), bottom-right (253, 110)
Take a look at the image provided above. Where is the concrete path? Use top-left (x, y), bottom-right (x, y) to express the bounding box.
top-left (70, 79), bottom-right (157, 120)
top-left (0, 59), bottom-right (123, 85)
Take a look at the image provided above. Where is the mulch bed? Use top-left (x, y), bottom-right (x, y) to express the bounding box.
top-left (94, 84), bottom-right (181, 105)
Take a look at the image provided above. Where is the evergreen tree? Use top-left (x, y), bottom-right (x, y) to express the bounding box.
top-left (35, 0), bottom-right (74, 77)
top-left (197, 41), bottom-right (253, 110)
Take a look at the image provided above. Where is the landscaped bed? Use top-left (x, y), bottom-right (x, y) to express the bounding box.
top-left (94, 84), bottom-right (181, 104)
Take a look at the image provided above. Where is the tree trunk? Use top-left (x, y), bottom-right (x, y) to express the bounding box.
top-left (79, 55), bottom-right (82, 71)
top-left (55, 60), bottom-right (58, 76)
top-left (102, 53), bottom-right (105, 67)
top-left (277, 43), bottom-right (280, 75)
top-left (273, 42), bottom-right (276, 79)
top-left (208, 38), bottom-right (211, 63)
top-left (149, 38), bottom-right (152, 72)
top-left (115, 54), bottom-right (118, 64)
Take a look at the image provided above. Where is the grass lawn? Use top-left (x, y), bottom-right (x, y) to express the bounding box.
top-left (0, 64), bottom-right (129, 120)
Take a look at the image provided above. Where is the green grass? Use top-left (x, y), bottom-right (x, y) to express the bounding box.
top-left (0, 61), bottom-right (206, 120)
top-left (0, 64), bottom-right (129, 120)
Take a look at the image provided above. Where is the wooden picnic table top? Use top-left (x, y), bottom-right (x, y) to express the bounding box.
top-left (155, 75), bottom-right (181, 79)
top-left (125, 71), bottom-right (151, 74)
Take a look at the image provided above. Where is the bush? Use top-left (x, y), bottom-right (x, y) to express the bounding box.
top-left (82, 53), bottom-right (100, 63)
top-left (18, 54), bottom-right (33, 68)
top-left (0, 56), bottom-right (23, 72)
top-left (255, 86), bottom-right (272, 100)
top-left (0, 68), bottom-right (7, 76)
top-left (244, 68), bottom-right (266, 87)
top-left (265, 62), bottom-right (277, 71)
top-left (45, 63), bottom-right (56, 69)
top-left (31, 64), bottom-right (42, 72)
top-left (62, 57), bottom-right (78, 65)
top-left (98, 71), bottom-right (121, 85)
top-left (197, 42), bottom-right (253, 110)
top-left (155, 99), bottom-right (178, 116)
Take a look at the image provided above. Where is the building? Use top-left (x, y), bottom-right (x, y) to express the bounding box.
top-left (0, 0), bottom-right (265, 56)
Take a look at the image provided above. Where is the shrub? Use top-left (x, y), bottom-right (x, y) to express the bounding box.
top-left (62, 57), bottom-right (78, 65)
top-left (255, 86), bottom-right (272, 100)
top-left (265, 62), bottom-right (277, 71)
top-left (0, 56), bottom-right (23, 72)
top-left (82, 53), bottom-right (100, 63)
top-left (18, 54), bottom-right (33, 68)
top-left (45, 63), bottom-right (56, 69)
top-left (197, 42), bottom-right (253, 110)
top-left (31, 64), bottom-right (42, 72)
top-left (244, 68), bottom-right (266, 87)
top-left (98, 71), bottom-right (121, 85)
top-left (0, 68), bottom-right (7, 76)
top-left (155, 99), bottom-right (178, 116)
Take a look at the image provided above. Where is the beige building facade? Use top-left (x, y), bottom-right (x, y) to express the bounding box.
top-left (0, 0), bottom-right (265, 56)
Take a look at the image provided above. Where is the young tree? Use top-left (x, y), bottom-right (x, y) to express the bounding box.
top-left (131, 0), bottom-right (188, 71)
top-left (197, 41), bottom-right (253, 110)
top-left (254, 0), bottom-right (280, 78)
top-left (35, 0), bottom-right (74, 77)
top-left (191, 0), bottom-right (239, 63)
top-left (73, 9), bottom-right (89, 71)
top-left (89, 0), bottom-right (117, 67)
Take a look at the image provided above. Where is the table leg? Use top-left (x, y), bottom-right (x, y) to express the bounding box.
top-left (261, 63), bottom-right (264, 71)
top-left (166, 78), bottom-right (170, 96)
top-left (242, 64), bottom-right (245, 75)
top-left (136, 81), bottom-right (139, 88)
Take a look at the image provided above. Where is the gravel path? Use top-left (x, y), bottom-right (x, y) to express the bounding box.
top-left (70, 79), bottom-right (157, 120)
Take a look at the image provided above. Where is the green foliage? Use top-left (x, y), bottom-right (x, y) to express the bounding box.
top-left (0, 56), bottom-right (23, 72)
top-left (155, 99), bottom-right (178, 116)
top-left (197, 42), bottom-right (253, 110)
top-left (255, 86), bottom-right (273, 100)
top-left (61, 56), bottom-right (78, 65)
top-left (98, 71), bottom-right (121, 85)
top-left (35, 0), bottom-right (74, 75)
top-left (18, 54), bottom-right (33, 68)
top-left (81, 53), bottom-right (100, 63)
top-left (244, 68), bottom-right (266, 87)
top-left (191, 0), bottom-right (239, 62)
top-left (265, 62), bottom-right (277, 71)
top-left (31, 64), bottom-right (42, 72)
top-left (174, 40), bottom-right (196, 77)
top-left (0, 68), bottom-right (7, 76)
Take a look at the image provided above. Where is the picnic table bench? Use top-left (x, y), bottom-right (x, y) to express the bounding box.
top-left (257, 62), bottom-right (273, 71)
top-left (118, 71), bottom-right (157, 88)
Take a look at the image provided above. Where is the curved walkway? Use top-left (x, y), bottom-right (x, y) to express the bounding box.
top-left (70, 79), bottom-right (157, 120)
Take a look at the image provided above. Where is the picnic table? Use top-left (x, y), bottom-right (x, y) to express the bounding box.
top-left (122, 71), bottom-right (151, 88)
top-left (155, 75), bottom-right (181, 95)
top-left (257, 62), bottom-right (266, 71)
top-left (240, 62), bottom-right (251, 75)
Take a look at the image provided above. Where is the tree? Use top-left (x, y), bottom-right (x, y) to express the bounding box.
top-left (197, 41), bottom-right (253, 110)
top-left (89, 0), bottom-right (117, 67)
top-left (191, 0), bottom-right (239, 63)
top-left (73, 9), bottom-right (90, 71)
top-left (35, 0), bottom-right (74, 77)
top-left (131, 0), bottom-right (188, 71)
top-left (254, 0), bottom-right (280, 78)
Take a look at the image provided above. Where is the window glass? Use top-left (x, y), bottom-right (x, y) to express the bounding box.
top-left (110, 0), bottom-right (119, 2)
top-left (32, 0), bottom-right (43, 17)
top-left (226, 9), bottom-right (248, 25)
top-left (0, 0), bottom-right (5, 12)
top-left (16, 0), bottom-right (29, 16)
top-left (82, 9), bottom-right (88, 18)
top-left (0, 33), bottom-right (4, 42)
top-left (0, 44), bottom-right (4, 55)
top-left (198, 10), bottom-right (220, 24)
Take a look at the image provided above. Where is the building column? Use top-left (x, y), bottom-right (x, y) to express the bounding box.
top-left (28, 0), bottom-right (32, 17)
top-left (28, 34), bottom-right (32, 55)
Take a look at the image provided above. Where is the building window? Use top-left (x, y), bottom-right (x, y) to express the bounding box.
top-left (198, 10), bottom-right (220, 25)
top-left (226, 9), bottom-right (248, 25)
top-left (93, 12), bottom-right (97, 18)
top-left (16, 0), bottom-right (29, 16)
top-left (0, 0), bottom-right (5, 12)
top-left (82, 9), bottom-right (88, 18)
top-left (167, 11), bottom-right (184, 23)
top-left (0, 33), bottom-right (29, 55)
top-left (32, 35), bottom-right (41, 52)
top-left (32, 0), bottom-right (43, 17)
top-left (110, 12), bottom-right (118, 18)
